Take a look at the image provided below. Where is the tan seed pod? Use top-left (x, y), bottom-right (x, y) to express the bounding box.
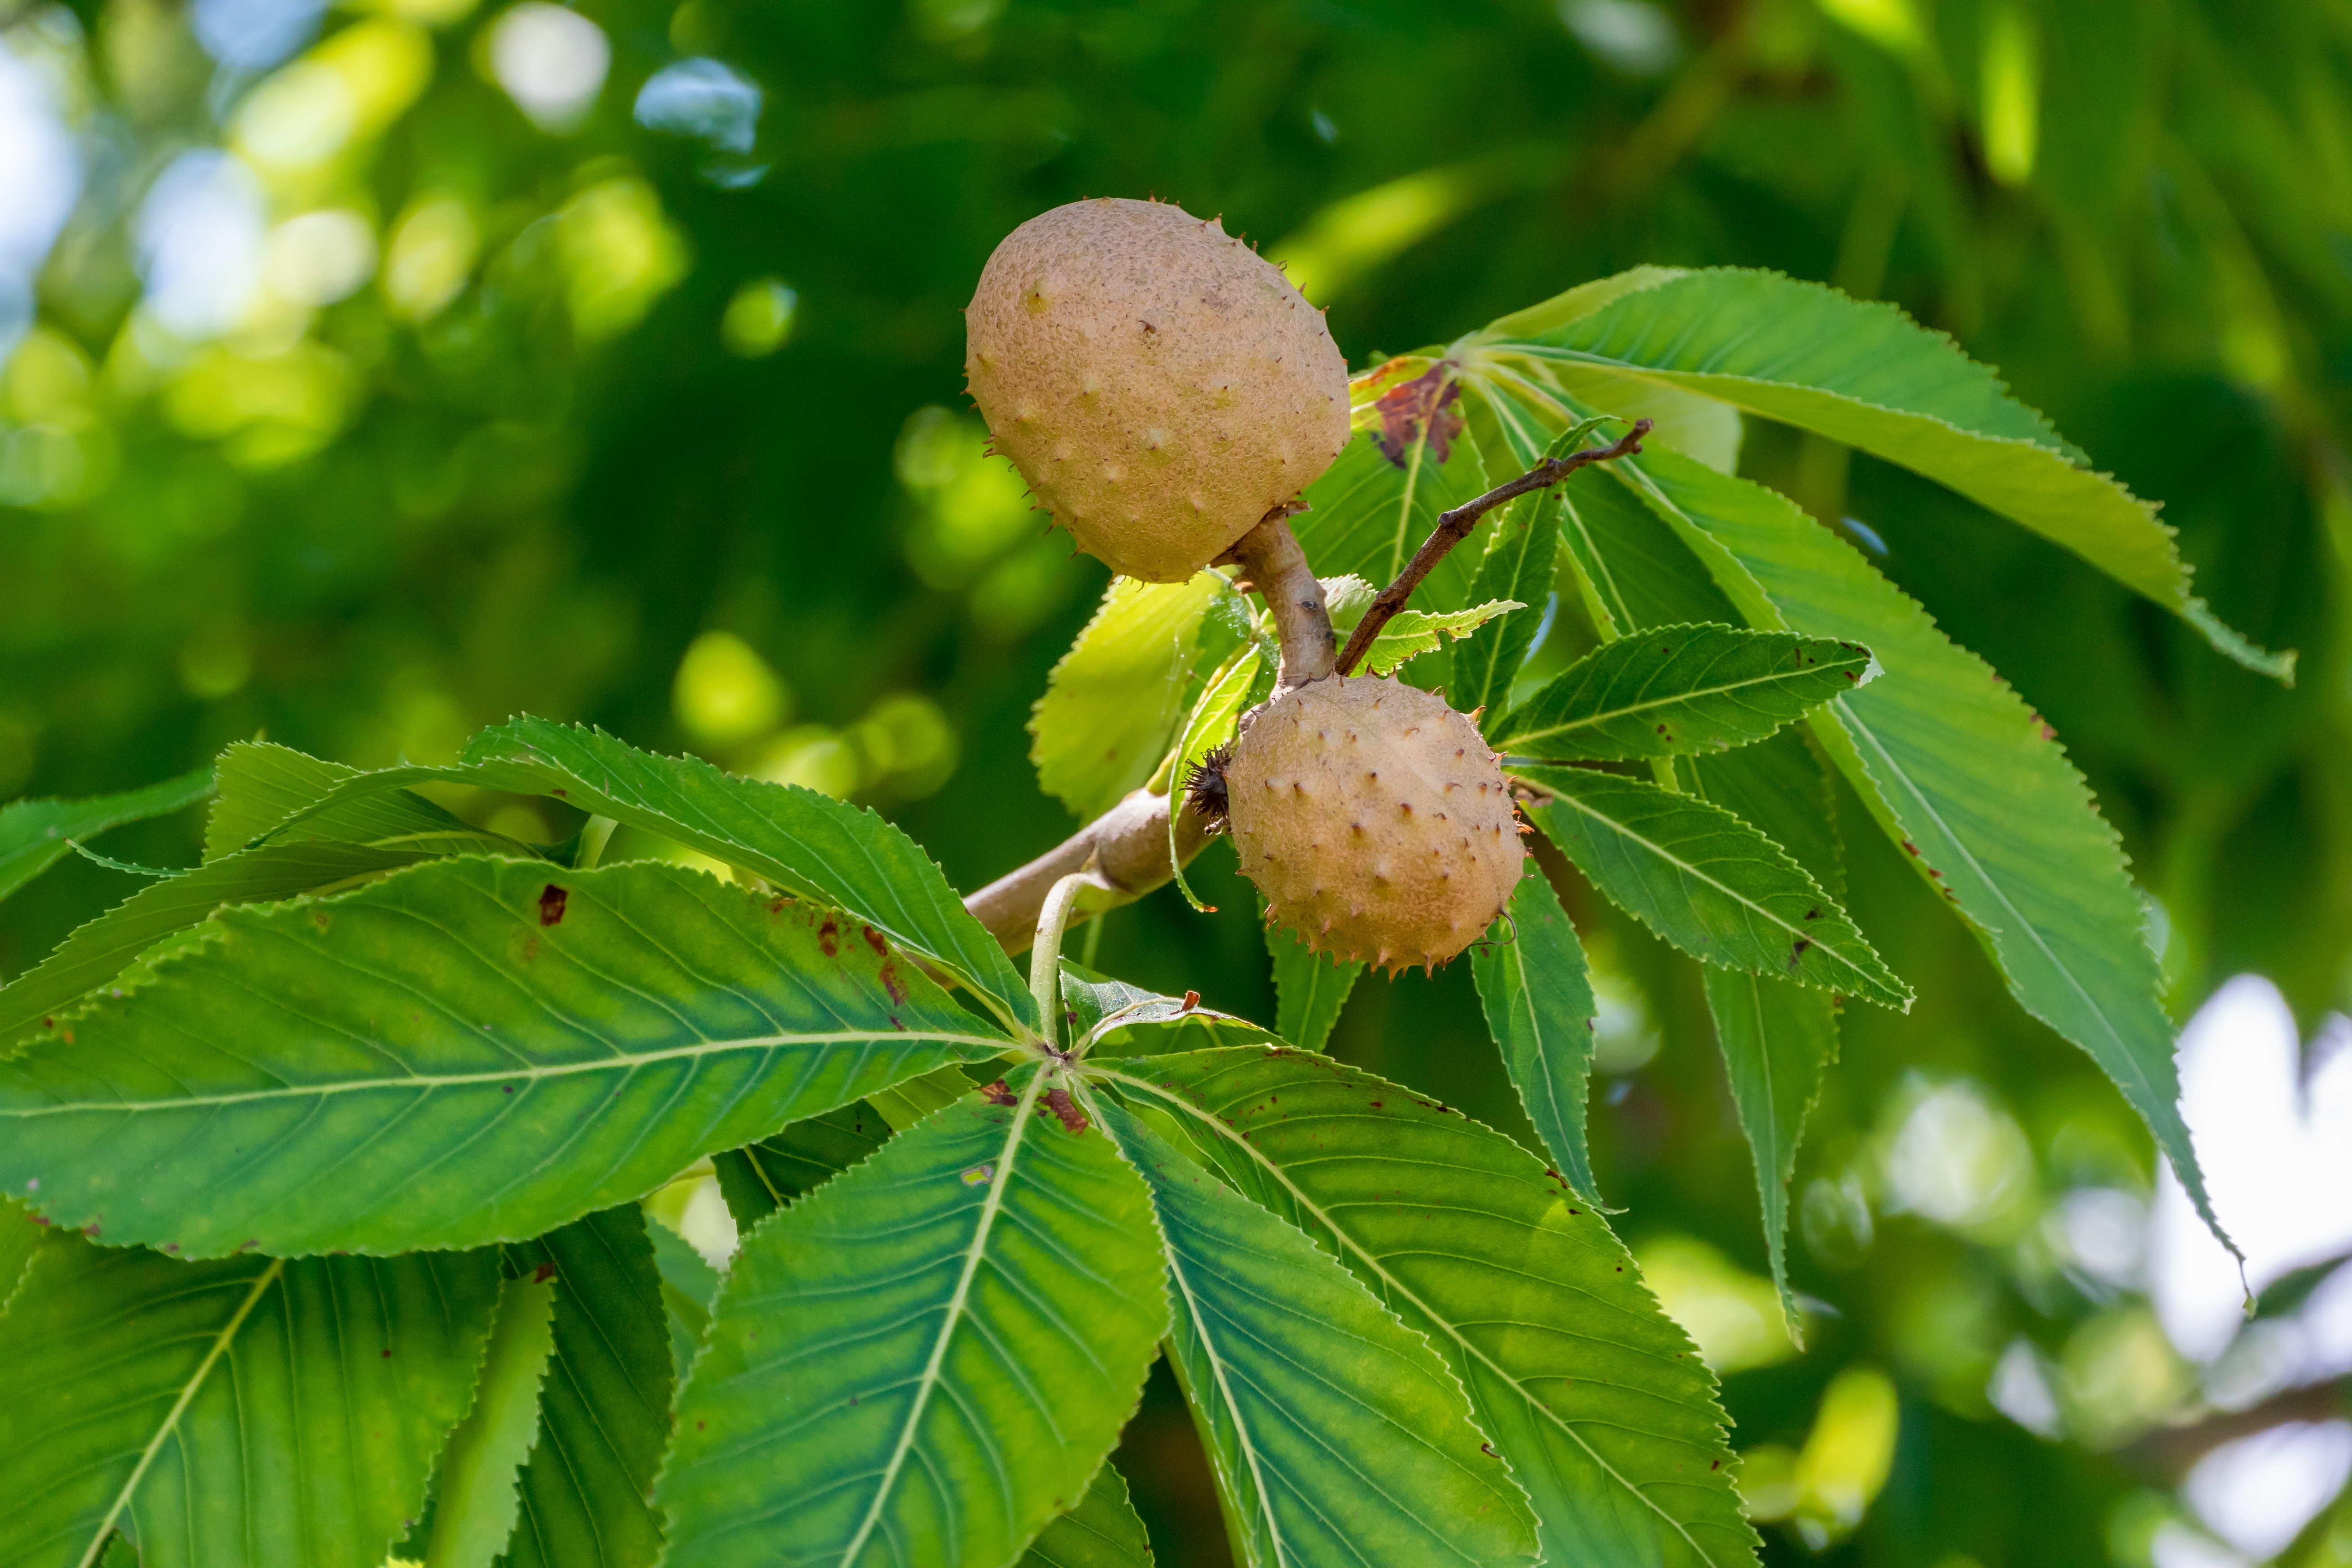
top-left (964, 197), bottom-right (1350, 582)
top-left (1225, 676), bottom-right (1523, 972)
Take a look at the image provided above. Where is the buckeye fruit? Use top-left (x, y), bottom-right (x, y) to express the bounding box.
top-left (1221, 675), bottom-right (1523, 972)
top-left (964, 197), bottom-right (1350, 583)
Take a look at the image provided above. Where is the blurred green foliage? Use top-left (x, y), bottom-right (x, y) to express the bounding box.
top-left (5, 0), bottom-right (2351, 1562)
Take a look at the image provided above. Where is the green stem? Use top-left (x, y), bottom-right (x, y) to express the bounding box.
top-left (1029, 871), bottom-right (1092, 1051)
top-left (575, 815), bottom-right (617, 870)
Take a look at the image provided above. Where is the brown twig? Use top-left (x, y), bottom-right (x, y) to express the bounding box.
top-left (1334, 418), bottom-right (1651, 677)
top-left (963, 502), bottom-right (1334, 954)
top-left (1214, 502), bottom-right (1334, 695)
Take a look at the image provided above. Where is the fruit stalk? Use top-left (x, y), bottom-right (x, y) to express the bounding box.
top-left (1334, 417), bottom-right (1652, 676)
top-left (963, 505), bottom-right (1339, 955)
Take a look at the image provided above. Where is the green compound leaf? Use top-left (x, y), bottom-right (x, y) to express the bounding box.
top-left (1265, 912), bottom-right (1362, 1056)
top-left (265, 717), bottom-right (1035, 1031)
top-left (1017, 1462), bottom-right (1154, 1568)
top-left (1451, 471), bottom-right (1563, 729)
top-left (659, 1070), bottom-right (1168, 1568)
top-left (0, 840), bottom-right (432, 1053)
top-left (1466, 267), bottom-right (2290, 679)
top-left (0, 858), bottom-right (1012, 1256)
top-left (0, 764), bottom-right (215, 906)
top-left (502, 1205), bottom-right (676, 1568)
top-left (1297, 376), bottom-right (1492, 617)
top-left (1517, 765), bottom-right (1909, 1010)
top-left (1033, 573), bottom-right (1235, 823)
top-left (1472, 869), bottom-right (1602, 1207)
top-left (1356, 600), bottom-right (1524, 677)
top-left (1617, 445), bottom-right (2234, 1256)
top-left (1094, 1050), bottom-right (1756, 1568)
top-left (1494, 624), bottom-right (1875, 761)
top-left (0, 1229), bottom-right (499, 1568)
top-left (423, 1273), bottom-right (559, 1568)
top-left (1701, 969), bottom-right (1835, 1343)
top-left (1099, 1100), bottom-right (1539, 1568)
top-left (204, 740), bottom-right (524, 862)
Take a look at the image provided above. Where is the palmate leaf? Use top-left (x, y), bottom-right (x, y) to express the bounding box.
top-left (1093, 1050), bottom-right (1756, 1568)
top-left (1100, 1101), bottom-right (1538, 1568)
top-left (1700, 969), bottom-right (1834, 1342)
top-left (1516, 765), bottom-right (1909, 1010)
top-left (203, 741), bottom-right (523, 862)
top-left (267, 718), bottom-right (1035, 1030)
top-left (1032, 573), bottom-right (1236, 822)
top-left (422, 1273), bottom-right (559, 1568)
top-left (1463, 267), bottom-right (2290, 678)
top-left (1688, 737), bottom-right (1845, 1336)
top-left (1494, 624), bottom-right (1876, 761)
top-left (0, 764), bottom-right (215, 904)
top-left (0, 858), bottom-right (1012, 1256)
top-left (0, 1229), bottom-right (499, 1568)
top-left (1616, 447), bottom-right (2235, 1255)
top-left (658, 1069), bottom-right (1168, 1568)
top-left (502, 1206), bottom-right (675, 1568)
top-left (1471, 869), bottom-right (1602, 1206)
top-left (0, 840), bottom-right (432, 1051)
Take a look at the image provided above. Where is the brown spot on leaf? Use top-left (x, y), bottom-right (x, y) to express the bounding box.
top-left (534, 1261), bottom-right (558, 1283)
top-left (538, 884), bottom-right (568, 926)
top-left (818, 918), bottom-right (840, 957)
top-left (862, 925), bottom-right (889, 958)
top-left (880, 961), bottom-right (908, 1006)
top-left (980, 1079), bottom-right (1017, 1107)
top-left (1372, 364), bottom-right (1464, 467)
top-left (1789, 937), bottom-right (1813, 969)
top-left (1046, 1087), bottom-right (1089, 1134)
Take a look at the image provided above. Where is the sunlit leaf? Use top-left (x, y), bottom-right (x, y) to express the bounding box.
top-left (423, 1273), bottom-right (559, 1568)
top-left (1033, 573), bottom-right (1236, 821)
top-left (0, 859), bottom-right (1011, 1256)
top-left (1466, 267), bottom-right (2289, 678)
top-left (0, 840), bottom-right (432, 1052)
top-left (1495, 624), bottom-right (1875, 760)
top-left (0, 765), bottom-right (214, 904)
top-left (0, 1229), bottom-right (499, 1568)
top-left (658, 1071), bottom-right (1168, 1568)
top-left (1094, 1049), bottom-right (1757, 1568)
top-left (267, 719), bottom-right (1036, 1030)
top-left (1100, 1100), bottom-right (1540, 1568)
top-left (1516, 765), bottom-right (1909, 1009)
top-left (203, 740), bottom-right (519, 862)
top-left (1615, 445), bottom-right (2234, 1253)
top-left (1472, 869), bottom-right (1601, 1205)
top-left (1356, 599), bottom-right (1524, 677)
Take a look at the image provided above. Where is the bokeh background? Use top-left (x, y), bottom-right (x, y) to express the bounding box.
top-left (5, 0), bottom-right (2352, 1563)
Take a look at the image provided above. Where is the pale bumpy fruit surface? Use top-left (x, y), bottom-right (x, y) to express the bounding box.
top-left (1227, 676), bottom-right (1524, 971)
top-left (964, 197), bottom-right (1350, 583)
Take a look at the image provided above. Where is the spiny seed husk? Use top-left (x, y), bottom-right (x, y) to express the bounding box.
top-left (1226, 675), bottom-right (1523, 972)
top-left (964, 197), bottom-right (1350, 583)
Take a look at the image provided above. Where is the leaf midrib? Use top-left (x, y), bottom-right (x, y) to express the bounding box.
top-left (1506, 657), bottom-right (1862, 747)
top-left (1529, 781), bottom-right (1898, 1004)
top-left (834, 1070), bottom-right (1047, 1568)
top-left (72, 1258), bottom-right (284, 1568)
top-left (6, 1030), bottom-right (1008, 1118)
top-left (1095, 1067), bottom-right (1728, 1568)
